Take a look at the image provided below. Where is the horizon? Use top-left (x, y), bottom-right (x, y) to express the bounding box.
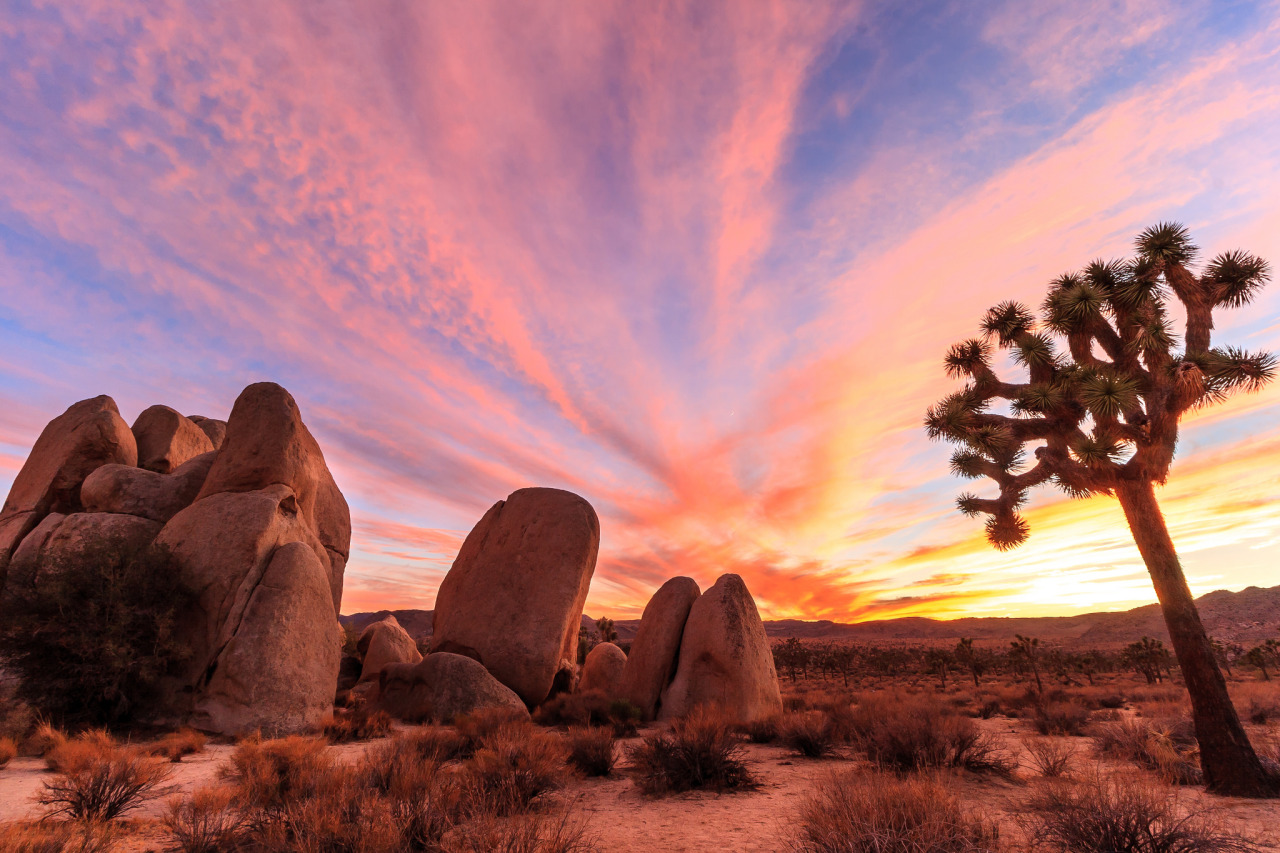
top-left (2, 2), bottom-right (1279, 623)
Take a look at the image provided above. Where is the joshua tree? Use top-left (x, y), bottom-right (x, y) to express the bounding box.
top-left (1009, 634), bottom-right (1044, 694)
top-left (926, 222), bottom-right (1277, 796)
top-left (1123, 636), bottom-right (1172, 684)
top-left (954, 637), bottom-right (985, 687)
top-left (595, 617), bottom-right (618, 644)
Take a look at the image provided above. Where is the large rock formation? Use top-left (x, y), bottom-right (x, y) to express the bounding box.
top-left (578, 642), bottom-right (627, 695)
top-left (430, 487), bottom-right (599, 706)
top-left (187, 416), bottom-right (227, 450)
top-left (0, 396), bottom-right (136, 583)
top-left (616, 576), bottom-right (700, 719)
top-left (0, 384), bottom-right (350, 736)
top-left (132, 406), bottom-right (214, 474)
top-left (658, 574), bottom-right (781, 723)
top-left (357, 615), bottom-right (422, 683)
top-left (377, 653), bottom-right (528, 723)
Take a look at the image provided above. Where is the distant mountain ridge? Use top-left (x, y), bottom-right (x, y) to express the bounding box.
top-left (341, 584), bottom-right (1280, 649)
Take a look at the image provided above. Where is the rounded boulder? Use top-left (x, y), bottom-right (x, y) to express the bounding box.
top-left (377, 653), bottom-right (529, 724)
top-left (616, 576), bottom-right (700, 720)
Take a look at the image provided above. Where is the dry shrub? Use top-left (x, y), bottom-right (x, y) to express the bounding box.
top-left (630, 706), bottom-right (755, 795)
top-left (37, 739), bottom-right (175, 821)
top-left (162, 786), bottom-right (246, 853)
top-left (260, 784), bottom-right (406, 853)
top-left (566, 726), bottom-right (615, 777)
top-left (743, 713), bottom-right (783, 744)
top-left (1096, 693), bottom-right (1126, 710)
top-left (977, 699), bottom-right (1002, 720)
top-left (1033, 700), bottom-right (1090, 736)
top-left (1023, 737), bottom-right (1075, 778)
top-left (442, 808), bottom-right (597, 853)
top-left (397, 725), bottom-right (470, 763)
top-left (1091, 720), bottom-right (1202, 786)
top-left (221, 735), bottom-right (336, 811)
top-left (792, 769), bottom-right (1000, 853)
top-left (319, 707), bottom-right (394, 743)
top-left (1021, 773), bottom-right (1260, 852)
top-left (30, 721), bottom-right (67, 758)
top-left (534, 690), bottom-right (612, 727)
top-left (0, 735), bottom-right (16, 768)
top-left (0, 822), bottom-right (116, 853)
top-left (461, 726), bottom-right (570, 816)
top-left (147, 728), bottom-right (208, 762)
top-left (782, 711), bottom-right (840, 758)
top-left (850, 695), bottom-right (1014, 775)
top-left (1232, 684), bottom-right (1280, 726)
top-left (455, 707), bottom-right (533, 752)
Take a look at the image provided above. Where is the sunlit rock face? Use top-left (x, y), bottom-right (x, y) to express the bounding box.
top-left (616, 576), bottom-right (701, 721)
top-left (0, 383), bottom-right (350, 736)
top-left (430, 487), bottom-right (600, 707)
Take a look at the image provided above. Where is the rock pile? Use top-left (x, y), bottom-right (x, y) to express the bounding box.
top-left (0, 383), bottom-right (349, 736)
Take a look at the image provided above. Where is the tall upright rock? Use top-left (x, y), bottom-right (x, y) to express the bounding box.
top-left (658, 573), bottom-right (781, 723)
top-left (431, 487), bottom-right (599, 706)
top-left (132, 406), bottom-right (214, 474)
top-left (616, 576), bottom-right (700, 720)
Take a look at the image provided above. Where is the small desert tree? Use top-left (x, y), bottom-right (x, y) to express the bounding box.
top-left (954, 637), bottom-right (986, 687)
top-left (926, 222), bottom-right (1277, 796)
top-left (1009, 634), bottom-right (1044, 695)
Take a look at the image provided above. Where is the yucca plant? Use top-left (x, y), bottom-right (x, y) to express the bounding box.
top-left (927, 222), bottom-right (1277, 797)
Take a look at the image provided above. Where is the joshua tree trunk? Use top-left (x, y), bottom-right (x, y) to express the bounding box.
top-left (1117, 479), bottom-right (1276, 796)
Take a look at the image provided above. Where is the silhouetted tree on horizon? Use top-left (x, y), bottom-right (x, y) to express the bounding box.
top-left (927, 222), bottom-right (1277, 796)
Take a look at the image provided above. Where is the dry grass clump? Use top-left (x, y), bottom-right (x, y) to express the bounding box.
top-left (144, 728), bottom-right (208, 762)
top-left (1022, 737), bottom-right (1075, 778)
top-left (742, 713), bottom-right (783, 744)
top-left (630, 706), bottom-right (756, 795)
top-left (443, 808), bottom-right (597, 853)
top-left (0, 821), bottom-right (116, 853)
top-left (566, 726), bottom-right (616, 777)
top-left (455, 708), bottom-right (533, 752)
top-left (533, 692), bottom-right (641, 736)
top-left (1231, 683), bottom-right (1280, 725)
top-left (1091, 719), bottom-right (1202, 785)
top-left (1021, 773), bottom-right (1260, 852)
top-left (782, 711), bottom-right (841, 758)
top-left (849, 695), bottom-right (1014, 775)
top-left (0, 735), bottom-right (16, 768)
top-left (319, 707), bottom-right (395, 743)
top-left (1032, 700), bottom-right (1090, 736)
top-left (162, 786), bottom-right (246, 853)
top-left (220, 734), bottom-right (336, 811)
top-left (461, 725), bottom-right (571, 816)
top-left (792, 769), bottom-right (1001, 853)
top-left (37, 737), bottom-right (175, 822)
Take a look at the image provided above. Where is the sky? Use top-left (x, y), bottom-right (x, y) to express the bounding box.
top-left (1, 0), bottom-right (1279, 622)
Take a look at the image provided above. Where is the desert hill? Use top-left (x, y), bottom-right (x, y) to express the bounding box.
top-left (342, 584), bottom-right (1280, 650)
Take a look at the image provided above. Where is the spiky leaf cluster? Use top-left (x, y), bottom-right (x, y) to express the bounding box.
top-left (926, 223), bottom-right (1275, 551)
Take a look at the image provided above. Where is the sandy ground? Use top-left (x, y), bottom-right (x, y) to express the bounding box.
top-left (2, 720), bottom-right (1279, 852)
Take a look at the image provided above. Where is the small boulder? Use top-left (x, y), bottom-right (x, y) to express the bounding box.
top-left (187, 416), bottom-right (227, 450)
top-left (81, 451), bottom-right (215, 523)
top-left (132, 406), bottom-right (215, 474)
top-left (658, 574), bottom-right (782, 723)
top-left (195, 383), bottom-right (349, 611)
top-left (616, 576), bottom-right (700, 720)
top-left (431, 487), bottom-right (599, 706)
top-left (357, 616), bottom-right (422, 683)
top-left (19, 512), bottom-right (161, 590)
top-left (377, 653), bottom-right (529, 723)
top-left (191, 541), bottom-right (342, 735)
top-left (579, 642), bottom-right (627, 695)
top-left (0, 511), bottom-right (40, 588)
top-left (2, 512), bottom-right (66, 591)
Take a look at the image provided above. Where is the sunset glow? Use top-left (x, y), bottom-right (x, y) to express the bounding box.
top-left (1, 1), bottom-right (1278, 621)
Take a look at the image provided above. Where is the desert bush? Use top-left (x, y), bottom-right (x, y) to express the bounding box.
top-left (1021, 773), bottom-right (1260, 852)
top-left (396, 725), bottom-right (470, 763)
top-left (1091, 720), bottom-right (1202, 785)
top-left (221, 735), bottom-right (336, 811)
top-left (146, 728), bottom-right (208, 762)
top-left (442, 808), bottom-right (597, 853)
top-left (742, 713), bottom-right (783, 744)
top-left (44, 729), bottom-right (116, 773)
top-left (30, 721), bottom-right (67, 757)
top-left (567, 726), bottom-right (615, 777)
top-left (38, 740), bottom-right (175, 821)
top-left (1096, 692), bottom-right (1126, 710)
top-left (319, 707), bottom-right (394, 743)
top-left (0, 543), bottom-right (194, 725)
top-left (0, 822), bottom-right (116, 853)
top-left (1033, 700), bottom-right (1090, 736)
top-left (0, 736), bottom-right (16, 768)
top-left (630, 706), bottom-right (755, 795)
top-left (851, 695), bottom-right (1014, 775)
top-left (782, 711), bottom-right (839, 758)
top-left (977, 699), bottom-right (1002, 719)
top-left (461, 726), bottom-right (570, 816)
top-left (1023, 737), bottom-right (1075, 778)
top-left (162, 786), bottom-right (246, 853)
top-left (534, 690), bottom-right (613, 727)
top-left (456, 707), bottom-right (534, 753)
top-left (792, 769), bottom-right (1000, 853)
